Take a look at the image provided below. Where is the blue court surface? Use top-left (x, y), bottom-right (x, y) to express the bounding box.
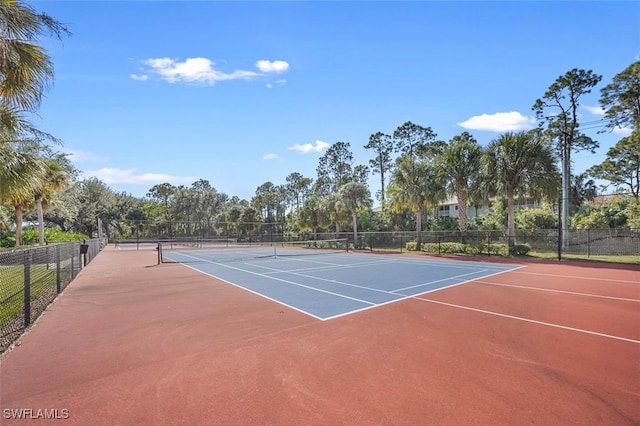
top-left (163, 250), bottom-right (522, 320)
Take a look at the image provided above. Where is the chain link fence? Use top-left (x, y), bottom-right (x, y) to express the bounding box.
top-left (354, 229), bottom-right (639, 257)
top-left (0, 238), bottom-right (107, 353)
top-left (112, 221), bottom-right (638, 259)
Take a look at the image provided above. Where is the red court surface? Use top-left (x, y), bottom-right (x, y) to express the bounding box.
top-left (0, 246), bottom-right (638, 425)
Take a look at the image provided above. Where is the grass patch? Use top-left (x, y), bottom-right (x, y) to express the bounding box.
top-left (0, 264), bottom-right (65, 327)
top-left (527, 251), bottom-right (640, 265)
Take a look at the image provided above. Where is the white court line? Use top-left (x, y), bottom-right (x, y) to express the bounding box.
top-left (512, 270), bottom-right (639, 284)
top-left (414, 297), bottom-right (640, 344)
top-left (475, 281), bottom-right (640, 302)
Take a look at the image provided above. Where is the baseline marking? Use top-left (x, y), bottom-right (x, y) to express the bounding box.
top-left (415, 297), bottom-right (640, 344)
top-left (475, 281), bottom-right (640, 302)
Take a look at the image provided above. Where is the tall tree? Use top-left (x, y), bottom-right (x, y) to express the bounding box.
top-left (599, 60), bottom-right (640, 131)
top-left (364, 131), bottom-right (394, 203)
top-left (387, 154), bottom-right (446, 251)
top-left (437, 132), bottom-right (483, 236)
top-left (253, 181), bottom-right (280, 221)
top-left (75, 178), bottom-right (117, 237)
top-left (339, 181), bottom-right (372, 247)
top-left (392, 121), bottom-right (437, 159)
top-left (482, 131), bottom-right (560, 251)
top-left (532, 68), bottom-right (602, 245)
top-left (146, 183), bottom-right (176, 222)
top-left (285, 172), bottom-right (312, 211)
top-left (588, 130), bottom-right (640, 198)
top-left (316, 141), bottom-right (354, 195)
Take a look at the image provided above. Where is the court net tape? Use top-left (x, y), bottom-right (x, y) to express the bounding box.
top-left (158, 238), bottom-right (348, 264)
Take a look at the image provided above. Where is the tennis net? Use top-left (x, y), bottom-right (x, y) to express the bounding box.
top-left (158, 238), bottom-right (349, 264)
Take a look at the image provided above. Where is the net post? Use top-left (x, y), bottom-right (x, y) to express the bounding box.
top-left (157, 243), bottom-right (162, 264)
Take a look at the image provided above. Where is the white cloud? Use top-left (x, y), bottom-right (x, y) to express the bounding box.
top-left (458, 111), bottom-right (536, 132)
top-left (613, 126), bottom-right (633, 136)
top-left (64, 149), bottom-right (108, 163)
top-left (138, 57), bottom-right (289, 85)
top-left (80, 168), bottom-right (195, 185)
top-left (256, 60), bottom-right (289, 73)
top-left (266, 79), bottom-right (287, 89)
top-left (263, 153), bottom-right (280, 160)
top-left (288, 140), bottom-right (330, 154)
top-left (583, 105), bottom-right (605, 115)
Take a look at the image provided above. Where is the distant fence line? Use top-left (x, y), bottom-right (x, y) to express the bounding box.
top-left (0, 238), bottom-right (108, 354)
top-left (113, 225), bottom-right (639, 257)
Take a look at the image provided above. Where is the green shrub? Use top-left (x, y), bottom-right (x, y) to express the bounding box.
top-left (0, 229), bottom-right (89, 248)
top-left (511, 243), bottom-right (531, 256)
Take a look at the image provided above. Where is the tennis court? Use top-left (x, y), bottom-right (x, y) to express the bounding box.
top-left (1, 245), bottom-right (638, 425)
top-left (160, 241), bottom-right (521, 320)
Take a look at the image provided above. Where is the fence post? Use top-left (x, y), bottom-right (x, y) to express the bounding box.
top-left (587, 229), bottom-right (591, 258)
top-left (557, 196), bottom-right (562, 261)
top-left (70, 245), bottom-right (75, 279)
top-left (23, 250), bottom-right (32, 326)
top-left (56, 245), bottom-right (61, 293)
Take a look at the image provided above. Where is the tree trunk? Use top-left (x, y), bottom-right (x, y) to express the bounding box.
top-left (14, 204), bottom-right (24, 247)
top-left (352, 211), bottom-right (358, 248)
top-left (457, 188), bottom-right (468, 235)
top-left (507, 195), bottom-right (516, 252)
top-left (37, 197), bottom-right (45, 246)
top-left (562, 140), bottom-right (570, 249)
top-left (415, 205), bottom-right (423, 251)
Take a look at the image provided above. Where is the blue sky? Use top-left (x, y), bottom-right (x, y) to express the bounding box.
top-left (32, 0), bottom-right (639, 201)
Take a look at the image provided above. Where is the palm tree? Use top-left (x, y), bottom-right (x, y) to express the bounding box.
top-left (0, 145), bottom-right (45, 246)
top-left (339, 182), bottom-right (372, 248)
top-left (34, 156), bottom-right (71, 245)
top-left (298, 194), bottom-right (323, 240)
top-left (483, 131), bottom-right (560, 251)
top-left (387, 154), bottom-right (447, 251)
top-left (321, 193), bottom-right (345, 238)
top-left (0, 1), bottom-right (69, 128)
top-left (437, 132), bottom-right (483, 237)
